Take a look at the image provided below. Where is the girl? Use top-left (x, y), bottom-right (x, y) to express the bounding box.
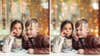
top-left (2, 20), bottom-right (24, 53)
top-left (52, 20), bottom-right (74, 53)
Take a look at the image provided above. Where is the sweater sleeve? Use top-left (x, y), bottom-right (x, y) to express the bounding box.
top-left (84, 37), bottom-right (100, 54)
top-left (2, 35), bottom-right (15, 52)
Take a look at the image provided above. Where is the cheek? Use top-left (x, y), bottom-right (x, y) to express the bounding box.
top-left (32, 30), bottom-right (37, 34)
top-left (26, 30), bottom-right (32, 35)
top-left (66, 30), bottom-right (72, 36)
top-left (69, 30), bottom-right (72, 33)
top-left (77, 31), bottom-right (81, 34)
top-left (26, 31), bottom-right (33, 37)
top-left (76, 31), bottom-right (81, 35)
top-left (18, 30), bottom-right (22, 35)
top-left (79, 31), bottom-right (85, 36)
top-left (82, 31), bottom-right (87, 35)
top-left (20, 29), bottom-right (22, 32)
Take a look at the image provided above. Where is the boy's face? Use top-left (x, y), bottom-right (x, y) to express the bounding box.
top-left (61, 23), bottom-right (73, 37)
top-left (11, 23), bottom-right (22, 37)
top-left (76, 24), bottom-right (88, 38)
top-left (26, 23), bottom-right (38, 38)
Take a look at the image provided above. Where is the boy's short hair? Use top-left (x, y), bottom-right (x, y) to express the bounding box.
top-left (25, 18), bottom-right (38, 28)
top-left (75, 19), bottom-right (89, 29)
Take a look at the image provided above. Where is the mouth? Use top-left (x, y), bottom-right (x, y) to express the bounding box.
top-left (13, 34), bottom-right (17, 37)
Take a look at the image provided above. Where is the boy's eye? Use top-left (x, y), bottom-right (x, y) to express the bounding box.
top-left (80, 29), bottom-right (82, 31)
top-left (76, 29), bottom-right (78, 31)
top-left (30, 28), bottom-right (33, 30)
top-left (26, 28), bottom-right (29, 31)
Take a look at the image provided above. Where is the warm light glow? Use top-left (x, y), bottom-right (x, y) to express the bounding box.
top-left (92, 2), bottom-right (99, 10)
top-left (95, 29), bottom-right (98, 33)
top-left (90, 29), bottom-right (94, 32)
top-left (41, 2), bottom-right (48, 9)
top-left (96, 34), bottom-right (98, 37)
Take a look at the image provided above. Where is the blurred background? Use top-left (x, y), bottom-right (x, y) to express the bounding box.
top-left (51, 0), bottom-right (100, 40)
top-left (0, 0), bottom-right (49, 40)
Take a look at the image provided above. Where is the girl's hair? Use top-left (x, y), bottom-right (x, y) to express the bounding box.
top-left (60, 20), bottom-right (74, 32)
top-left (25, 18), bottom-right (38, 28)
top-left (10, 20), bottom-right (23, 37)
top-left (60, 20), bottom-right (74, 39)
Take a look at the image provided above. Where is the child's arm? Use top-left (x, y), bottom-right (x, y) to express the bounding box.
top-left (28, 36), bottom-right (50, 54)
top-left (78, 37), bottom-right (100, 54)
top-left (52, 36), bottom-right (64, 53)
top-left (84, 48), bottom-right (100, 54)
top-left (34, 48), bottom-right (49, 54)
top-left (34, 36), bottom-right (49, 54)
top-left (2, 35), bottom-right (15, 52)
top-left (28, 48), bottom-right (49, 54)
top-left (84, 38), bottom-right (100, 54)
top-left (22, 38), bottom-right (32, 50)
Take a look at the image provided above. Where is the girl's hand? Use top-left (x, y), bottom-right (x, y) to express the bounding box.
top-left (10, 30), bottom-right (17, 37)
top-left (60, 31), bottom-right (66, 37)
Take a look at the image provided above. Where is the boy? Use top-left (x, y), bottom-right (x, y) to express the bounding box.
top-left (22, 19), bottom-right (49, 54)
top-left (73, 19), bottom-right (100, 54)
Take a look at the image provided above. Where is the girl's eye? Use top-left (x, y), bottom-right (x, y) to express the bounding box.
top-left (63, 28), bottom-right (67, 30)
top-left (13, 27), bottom-right (16, 30)
top-left (69, 28), bottom-right (72, 30)
top-left (19, 27), bottom-right (22, 30)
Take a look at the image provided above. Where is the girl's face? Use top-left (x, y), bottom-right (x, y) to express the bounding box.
top-left (61, 23), bottom-right (73, 37)
top-left (26, 23), bottom-right (38, 38)
top-left (11, 23), bottom-right (22, 37)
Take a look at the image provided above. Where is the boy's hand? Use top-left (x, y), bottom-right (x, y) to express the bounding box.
top-left (24, 34), bottom-right (29, 41)
top-left (73, 32), bottom-right (79, 41)
top-left (28, 48), bottom-right (34, 54)
top-left (78, 49), bottom-right (84, 54)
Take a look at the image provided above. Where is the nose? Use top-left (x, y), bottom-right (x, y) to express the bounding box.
top-left (16, 29), bottom-right (20, 33)
top-left (66, 29), bottom-right (69, 33)
top-left (16, 29), bottom-right (19, 32)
